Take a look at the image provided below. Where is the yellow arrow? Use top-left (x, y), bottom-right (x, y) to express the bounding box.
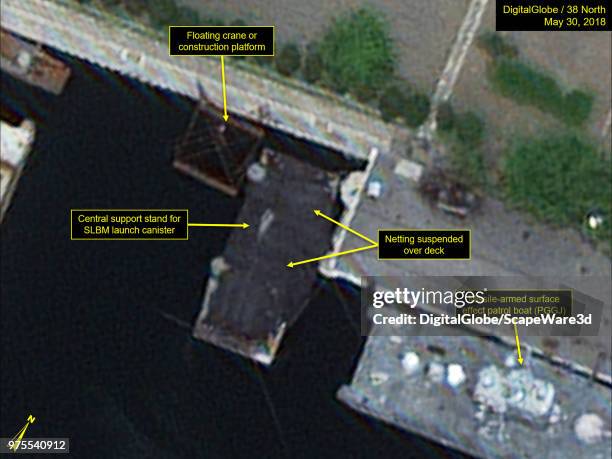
top-left (220, 56), bottom-right (229, 122)
top-left (287, 244), bottom-right (377, 268)
top-left (313, 209), bottom-right (376, 245)
top-left (189, 222), bottom-right (249, 229)
top-left (513, 322), bottom-right (524, 365)
top-left (10, 415), bottom-right (36, 451)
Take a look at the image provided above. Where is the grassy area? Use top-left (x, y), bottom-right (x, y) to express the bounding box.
top-left (434, 32), bottom-right (609, 251)
top-left (478, 33), bottom-right (594, 127)
top-left (435, 102), bottom-right (487, 190)
top-left (502, 134), bottom-right (610, 243)
top-left (446, 139), bottom-right (487, 190)
top-left (488, 58), bottom-right (593, 126)
top-left (476, 34), bottom-right (609, 245)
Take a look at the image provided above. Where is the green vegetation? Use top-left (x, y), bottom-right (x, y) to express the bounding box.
top-left (303, 43), bottom-right (323, 84)
top-left (275, 43), bottom-right (301, 77)
top-left (77, 2), bottom-right (431, 129)
top-left (379, 85), bottom-right (406, 122)
top-left (436, 103), bottom-right (487, 189)
top-left (502, 135), bottom-right (611, 235)
top-left (319, 8), bottom-right (395, 101)
top-left (448, 141), bottom-right (487, 189)
top-left (121, 0), bottom-right (148, 17)
top-left (255, 55), bottom-right (275, 68)
top-left (454, 112), bottom-right (485, 148)
top-left (445, 117), bottom-right (487, 189)
top-left (477, 32), bottom-right (518, 60)
top-left (474, 32), bottom-right (607, 247)
top-left (172, 7), bottom-right (202, 26)
top-left (435, 103), bottom-right (485, 149)
top-left (148, 0), bottom-right (180, 30)
top-left (487, 55), bottom-right (593, 126)
top-left (562, 90), bottom-right (595, 126)
top-left (436, 101), bottom-right (455, 132)
top-left (81, 0), bottom-right (223, 29)
top-left (477, 31), bottom-right (594, 127)
top-left (378, 83), bottom-right (430, 126)
top-left (402, 90), bottom-right (430, 128)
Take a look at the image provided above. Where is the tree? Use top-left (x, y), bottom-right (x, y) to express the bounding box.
top-left (255, 56), bottom-right (275, 68)
top-left (379, 83), bottom-right (429, 127)
top-left (97, 0), bottom-right (121, 6)
top-left (403, 91), bottom-right (430, 127)
top-left (319, 8), bottom-right (396, 101)
top-left (122, 0), bottom-right (149, 16)
top-left (379, 85), bottom-right (407, 122)
top-left (303, 43), bottom-right (323, 84)
top-left (174, 6), bottom-right (200, 25)
top-left (275, 43), bottom-right (301, 77)
top-left (477, 32), bottom-right (519, 59)
top-left (148, 0), bottom-right (179, 30)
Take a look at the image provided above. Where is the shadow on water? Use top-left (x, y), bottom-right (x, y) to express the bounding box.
top-left (1, 50), bottom-right (467, 458)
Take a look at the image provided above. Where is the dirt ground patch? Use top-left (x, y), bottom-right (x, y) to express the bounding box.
top-left (450, 1), bottom-right (611, 169)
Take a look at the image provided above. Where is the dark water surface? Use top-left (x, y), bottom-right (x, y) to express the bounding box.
top-left (1, 52), bottom-right (462, 458)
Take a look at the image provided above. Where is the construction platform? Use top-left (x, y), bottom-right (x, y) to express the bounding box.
top-left (192, 148), bottom-right (341, 364)
top-left (173, 97), bottom-right (264, 197)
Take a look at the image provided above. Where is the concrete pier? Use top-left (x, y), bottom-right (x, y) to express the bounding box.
top-left (0, 0), bottom-right (393, 161)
